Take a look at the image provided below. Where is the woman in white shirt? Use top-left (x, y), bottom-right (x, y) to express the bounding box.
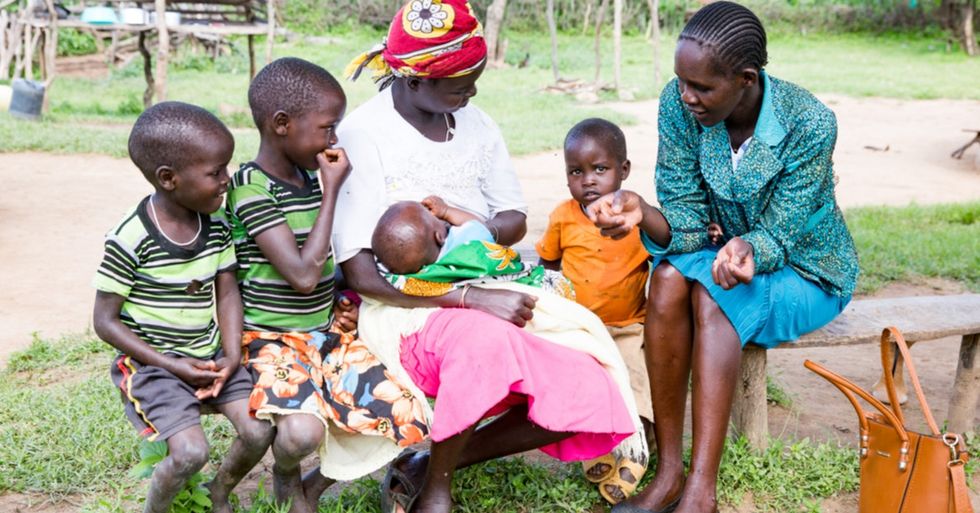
top-left (332, 2), bottom-right (637, 512)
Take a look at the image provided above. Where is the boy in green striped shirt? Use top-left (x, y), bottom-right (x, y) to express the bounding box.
top-left (93, 102), bottom-right (273, 513)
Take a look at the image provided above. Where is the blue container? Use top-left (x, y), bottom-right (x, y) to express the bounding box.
top-left (9, 79), bottom-right (45, 120)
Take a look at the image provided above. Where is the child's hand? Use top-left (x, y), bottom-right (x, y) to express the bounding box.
top-left (711, 237), bottom-right (755, 290)
top-left (421, 195), bottom-right (450, 220)
top-left (586, 190), bottom-right (643, 240)
top-left (316, 148), bottom-right (352, 193)
top-left (333, 295), bottom-right (359, 333)
top-left (195, 356), bottom-right (238, 400)
top-left (169, 357), bottom-right (222, 389)
top-left (707, 222), bottom-right (724, 246)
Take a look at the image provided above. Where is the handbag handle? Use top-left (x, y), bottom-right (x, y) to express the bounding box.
top-left (879, 327), bottom-right (941, 437)
top-left (805, 359), bottom-right (912, 469)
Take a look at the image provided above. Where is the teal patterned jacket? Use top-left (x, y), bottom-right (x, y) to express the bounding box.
top-left (646, 72), bottom-right (859, 297)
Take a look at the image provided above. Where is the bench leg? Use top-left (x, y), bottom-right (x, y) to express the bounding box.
top-left (947, 333), bottom-right (980, 435)
top-left (731, 345), bottom-right (768, 451)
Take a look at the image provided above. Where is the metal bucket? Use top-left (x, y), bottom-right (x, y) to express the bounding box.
top-left (9, 79), bottom-right (45, 120)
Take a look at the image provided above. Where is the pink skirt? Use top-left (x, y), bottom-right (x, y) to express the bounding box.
top-left (400, 308), bottom-right (634, 461)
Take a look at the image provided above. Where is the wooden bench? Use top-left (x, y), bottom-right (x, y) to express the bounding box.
top-left (732, 294), bottom-right (980, 450)
top-left (513, 248), bottom-right (980, 449)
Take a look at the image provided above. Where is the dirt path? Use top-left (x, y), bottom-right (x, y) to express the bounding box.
top-left (0, 96), bottom-right (978, 511)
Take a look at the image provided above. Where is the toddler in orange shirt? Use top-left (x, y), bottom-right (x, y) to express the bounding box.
top-left (536, 118), bottom-right (652, 504)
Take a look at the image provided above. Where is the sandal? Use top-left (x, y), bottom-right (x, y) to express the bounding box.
top-left (582, 453), bottom-right (618, 483)
top-left (599, 457), bottom-right (647, 505)
top-left (380, 450), bottom-right (423, 513)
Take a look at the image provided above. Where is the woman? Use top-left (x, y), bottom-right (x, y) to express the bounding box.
top-left (589, 3), bottom-right (859, 513)
top-left (332, 1), bottom-right (639, 512)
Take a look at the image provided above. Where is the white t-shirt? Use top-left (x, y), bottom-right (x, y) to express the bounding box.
top-left (333, 87), bottom-right (528, 263)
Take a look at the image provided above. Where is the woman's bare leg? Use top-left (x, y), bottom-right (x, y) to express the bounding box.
top-left (625, 262), bottom-right (694, 511)
top-left (674, 284), bottom-right (741, 513)
top-left (395, 404), bottom-right (573, 513)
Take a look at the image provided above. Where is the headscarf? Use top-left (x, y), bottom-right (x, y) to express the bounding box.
top-left (344, 0), bottom-right (487, 88)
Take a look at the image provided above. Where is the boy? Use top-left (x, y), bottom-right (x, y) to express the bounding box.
top-left (535, 118), bottom-right (652, 503)
top-left (372, 196), bottom-right (493, 275)
top-left (229, 57), bottom-right (426, 513)
top-left (92, 102), bottom-right (273, 513)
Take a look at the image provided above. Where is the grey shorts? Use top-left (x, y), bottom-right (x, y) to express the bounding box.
top-left (109, 352), bottom-right (253, 441)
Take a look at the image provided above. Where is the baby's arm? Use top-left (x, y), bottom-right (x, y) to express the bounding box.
top-left (93, 291), bottom-right (221, 390)
top-left (422, 195), bottom-right (482, 227)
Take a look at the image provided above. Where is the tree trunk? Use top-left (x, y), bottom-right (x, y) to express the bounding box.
top-left (962, 1), bottom-right (977, 56)
top-left (546, 0), bottom-right (560, 82)
top-left (613, 0), bottom-right (622, 91)
top-left (593, 0), bottom-right (608, 84)
top-left (648, 0), bottom-right (661, 87)
top-left (484, 0), bottom-right (508, 64)
top-left (154, 0), bottom-right (168, 102)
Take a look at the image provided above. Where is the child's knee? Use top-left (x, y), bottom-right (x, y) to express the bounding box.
top-left (239, 418), bottom-right (275, 450)
top-left (167, 436), bottom-right (210, 476)
top-left (274, 417), bottom-right (323, 459)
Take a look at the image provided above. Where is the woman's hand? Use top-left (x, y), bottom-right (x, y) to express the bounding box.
top-left (317, 148), bottom-right (352, 195)
top-left (712, 237), bottom-right (755, 289)
top-left (586, 190), bottom-right (644, 240)
top-left (465, 287), bottom-right (537, 327)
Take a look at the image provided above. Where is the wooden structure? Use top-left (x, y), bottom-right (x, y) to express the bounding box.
top-left (1, 0), bottom-right (277, 108)
top-left (732, 294), bottom-right (980, 450)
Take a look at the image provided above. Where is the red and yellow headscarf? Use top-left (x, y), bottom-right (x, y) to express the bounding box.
top-left (345, 0), bottom-right (488, 86)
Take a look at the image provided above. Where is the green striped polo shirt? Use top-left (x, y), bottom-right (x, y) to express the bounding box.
top-left (93, 196), bottom-right (237, 358)
top-left (226, 162), bottom-right (335, 333)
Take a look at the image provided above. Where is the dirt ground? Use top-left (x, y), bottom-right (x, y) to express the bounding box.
top-left (1, 94), bottom-right (979, 511)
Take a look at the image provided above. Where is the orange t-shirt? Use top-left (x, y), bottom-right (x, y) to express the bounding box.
top-left (535, 199), bottom-right (649, 326)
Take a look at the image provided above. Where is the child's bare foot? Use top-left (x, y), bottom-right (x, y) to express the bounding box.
top-left (274, 464), bottom-right (315, 513)
top-left (205, 481), bottom-right (234, 513)
top-left (302, 468), bottom-right (335, 509)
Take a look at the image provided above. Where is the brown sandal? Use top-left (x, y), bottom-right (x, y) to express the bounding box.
top-left (581, 453), bottom-right (617, 483)
top-left (599, 457), bottom-right (647, 505)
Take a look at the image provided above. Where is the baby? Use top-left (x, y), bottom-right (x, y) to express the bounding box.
top-left (372, 196), bottom-right (492, 275)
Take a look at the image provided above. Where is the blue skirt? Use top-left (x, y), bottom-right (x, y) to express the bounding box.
top-left (656, 249), bottom-right (850, 348)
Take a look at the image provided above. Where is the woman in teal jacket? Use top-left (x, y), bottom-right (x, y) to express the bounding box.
top-left (590, 3), bottom-right (859, 512)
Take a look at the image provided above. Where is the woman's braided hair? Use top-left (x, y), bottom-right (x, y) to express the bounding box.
top-left (679, 1), bottom-right (768, 74)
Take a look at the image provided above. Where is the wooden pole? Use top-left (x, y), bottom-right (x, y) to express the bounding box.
top-left (484, 0), bottom-right (507, 64)
top-left (248, 34), bottom-right (255, 79)
top-left (0, 10), bottom-right (8, 80)
top-left (546, 0), bottom-right (559, 82)
top-left (948, 334), bottom-right (980, 435)
top-left (593, 0), bottom-right (608, 84)
top-left (648, 0), bottom-right (661, 88)
top-left (265, 0), bottom-right (274, 64)
top-left (9, 14), bottom-right (22, 79)
top-left (613, 0), bottom-right (622, 91)
top-left (731, 346), bottom-right (768, 451)
top-left (154, 0), bottom-right (168, 102)
top-left (139, 30), bottom-right (154, 108)
top-left (42, 0), bottom-right (58, 96)
top-left (25, 23), bottom-right (37, 80)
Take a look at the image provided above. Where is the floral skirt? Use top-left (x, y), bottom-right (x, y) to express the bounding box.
top-left (242, 329), bottom-right (429, 447)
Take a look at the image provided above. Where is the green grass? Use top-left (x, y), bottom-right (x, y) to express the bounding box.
top-left (3, 29), bottom-right (979, 160)
top-left (846, 201), bottom-right (980, 294)
top-left (1, 334), bottom-right (869, 512)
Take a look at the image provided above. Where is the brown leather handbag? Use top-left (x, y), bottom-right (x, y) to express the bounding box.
top-left (804, 327), bottom-right (973, 513)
